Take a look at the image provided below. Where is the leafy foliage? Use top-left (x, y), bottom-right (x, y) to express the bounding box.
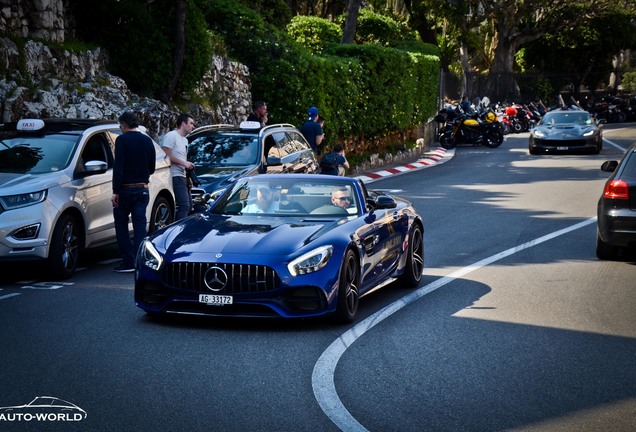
top-left (623, 72), bottom-right (636, 92)
top-left (287, 16), bottom-right (342, 54)
top-left (354, 8), bottom-right (417, 46)
top-left (519, 12), bottom-right (636, 93)
top-left (200, 0), bottom-right (440, 152)
top-left (69, 0), bottom-right (211, 100)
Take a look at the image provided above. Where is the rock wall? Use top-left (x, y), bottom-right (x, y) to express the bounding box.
top-left (0, 37), bottom-right (253, 139)
top-left (0, 0), bottom-right (68, 43)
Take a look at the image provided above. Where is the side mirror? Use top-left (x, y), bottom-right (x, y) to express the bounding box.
top-left (80, 160), bottom-right (107, 176)
top-left (266, 156), bottom-right (282, 166)
top-left (601, 160), bottom-right (618, 172)
top-left (366, 195), bottom-right (397, 212)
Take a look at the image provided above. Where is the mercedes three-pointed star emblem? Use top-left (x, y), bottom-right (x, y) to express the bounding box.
top-left (204, 266), bottom-right (228, 292)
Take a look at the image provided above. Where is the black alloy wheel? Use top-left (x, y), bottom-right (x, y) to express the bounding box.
top-left (398, 224), bottom-right (424, 288)
top-left (149, 196), bottom-right (173, 233)
top-left (47, 213), bottom-right (81, 279)
top-left (334, 249), bottom-right (360, 323)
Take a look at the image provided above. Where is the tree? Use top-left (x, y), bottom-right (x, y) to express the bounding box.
top-left (161, 0), bottom-right (187, 104)
top-left (466, 1), bottom-right (635, 100)
top-left (400, 0), bottom-right (636, 101)
top-left (341, 0), bottom-right (363, 43)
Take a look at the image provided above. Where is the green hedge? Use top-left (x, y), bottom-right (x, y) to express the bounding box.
top-left (201, 0), bottom-right (440, 151)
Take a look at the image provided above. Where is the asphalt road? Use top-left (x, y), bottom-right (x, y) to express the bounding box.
top-left (1, 124), bottom-right (635, 431)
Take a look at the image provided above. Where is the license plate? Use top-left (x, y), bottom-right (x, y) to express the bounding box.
top-left (199, 294), bottom-right (233, 306)
top-left (556, 146), bottom-right (568, 150)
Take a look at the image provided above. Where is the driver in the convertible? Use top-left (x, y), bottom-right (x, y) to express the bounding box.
top-left (331, 187), bottom-right (351, 210)
top-left (243, 186), bottom-right (277, 213)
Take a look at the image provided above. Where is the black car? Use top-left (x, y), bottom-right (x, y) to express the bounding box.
top-left (596, 142), bottom-right (636, 259)
top-left (529, 109), bottom-right (604, 155)
top-left (187, 121), bottom-right (319, 202)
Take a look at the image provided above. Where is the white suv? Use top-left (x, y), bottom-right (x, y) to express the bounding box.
top-left (0, 118), bottom-right (175, 279)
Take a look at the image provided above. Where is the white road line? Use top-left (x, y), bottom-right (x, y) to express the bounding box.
top-left (603, 137), bottom-right (627, 152)
top-left (312, 217), bottom-right (597, 432)
top-left (0, 293), bottom-right (21, 301)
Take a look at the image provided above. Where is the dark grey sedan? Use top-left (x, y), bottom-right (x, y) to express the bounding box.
top-left (596, 142), bottom-right (636, 259)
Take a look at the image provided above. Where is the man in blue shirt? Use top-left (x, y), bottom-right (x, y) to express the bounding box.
top-left (320, 144), bottom-right (349, 176)
top-left (300, 106), bottom-right (324, 154)
top-left (111, 111), bottom-right (156, 273)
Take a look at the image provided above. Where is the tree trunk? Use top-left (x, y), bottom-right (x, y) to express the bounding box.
top-left (161, 0), bottom-right (186, 104)
top-left (459, 42), bottom-right (471, 98)
top-left (341, 0), bottom-right (362, 44)
top-left (402, 0), bottom-right (437, 45)
top-left (484, 36), bottom-right (518, 102)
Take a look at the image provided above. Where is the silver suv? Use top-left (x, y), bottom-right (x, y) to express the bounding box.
top-left (0, 118), bottom-right (175, 279)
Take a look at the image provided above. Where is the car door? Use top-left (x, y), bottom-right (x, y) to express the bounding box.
top-left (72, 131), bottom-right (116, 246)
top-left (264, 130), bottom-right (317, 174)
top-left (357, 196), bottom-right (408, 290)
top-left (282, 130), bottom-right (319, 173)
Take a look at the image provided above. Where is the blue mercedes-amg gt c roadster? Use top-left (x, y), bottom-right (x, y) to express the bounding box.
top-left (135, 174), bottom-right (424, 323)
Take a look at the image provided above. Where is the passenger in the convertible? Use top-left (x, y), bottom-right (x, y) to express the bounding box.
top-left (243, 187), bottom-right (277, 213)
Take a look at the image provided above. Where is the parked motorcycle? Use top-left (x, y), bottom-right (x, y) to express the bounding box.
top-left (436, 110), bottom-right (504, 149)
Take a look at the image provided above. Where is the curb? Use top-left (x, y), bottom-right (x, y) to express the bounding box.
top-left (353, 147), bottom-right (455, 184)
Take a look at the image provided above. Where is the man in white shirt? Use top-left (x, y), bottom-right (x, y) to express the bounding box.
top-left (161, 113), bottom-right (195, 220)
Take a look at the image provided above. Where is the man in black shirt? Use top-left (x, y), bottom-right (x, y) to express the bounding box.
top-left (111, 111), bottom-right (156, 273)
top-left (246, 101), bottom-right (268, 127)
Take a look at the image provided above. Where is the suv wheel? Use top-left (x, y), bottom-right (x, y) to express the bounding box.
top-left (149, 196), bottom-right (173, 233)
top-left (47, 214), bottom-right (81, 279)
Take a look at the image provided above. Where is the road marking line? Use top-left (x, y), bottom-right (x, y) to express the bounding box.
top-left (0, 293), bottom-right (21, 301)
top-left (312, 217), bottom-right (597, 432)
top-left (603, 137), bottom-right (627, 152)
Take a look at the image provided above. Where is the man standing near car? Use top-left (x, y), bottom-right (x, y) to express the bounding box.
top-left (300, 106), bottom-right (324, 155)
top-left (162, 113), bottom-right (195, 221)
top-left (111, 111), bottom-right (156, 273)
top-left (247, 101), bottom-right (268, 127)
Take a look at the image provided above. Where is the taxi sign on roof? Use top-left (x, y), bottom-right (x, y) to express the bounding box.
top-left (239, 121), bottom-right (261, 130)
top-left (17, 119), bottom-right (45, 131)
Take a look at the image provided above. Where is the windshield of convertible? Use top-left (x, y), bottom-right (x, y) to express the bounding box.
top-left (539, 111), bottom-right (593, 126)
top-left (188, 133), bottom-right (259, 168)
top-left (211, 178), bottom-right (361, 217)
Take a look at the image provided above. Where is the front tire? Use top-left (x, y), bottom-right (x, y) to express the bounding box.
top-left (47, 213), bottom-right (81, 279)
top-left (483, 129), bottom-right (504, 148)
top-left (149, 196), bottom-right (173, 233)
top-left (334, 249), bottom-right (360, 324)
top-left (439, 132), bottom-right (456, 149)
top-left (398, 224), bottom-right (424, 288)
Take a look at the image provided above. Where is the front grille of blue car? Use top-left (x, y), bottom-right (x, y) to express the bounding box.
top-left (163, 262), bottom-right (281, 294)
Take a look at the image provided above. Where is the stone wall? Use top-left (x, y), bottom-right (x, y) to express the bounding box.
top-left (0, 1), bottom-right (253, 139)
top-left (0, 0), bottom-right (68, 43)
top-left (0, 37), bottom-right (253, 139)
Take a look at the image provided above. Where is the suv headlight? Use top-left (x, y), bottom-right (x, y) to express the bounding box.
top-left (0, 190), bottom-right (47, 210)
top-left (288, 245), bottom-right (333, 276)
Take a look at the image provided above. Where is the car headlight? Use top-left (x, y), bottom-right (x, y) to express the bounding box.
top-left (583, 129), bottom-right (596, 137)
top-left (140, 239), bottom-right (163, 270)
top-left (0, 190), bottom-right (47, 210)
top-left (287, 245), bottom-right (333, 276)
top-left (533, 130), bottom-right (545, 138)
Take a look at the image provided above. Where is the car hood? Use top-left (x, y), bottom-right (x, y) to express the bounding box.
top-left (534, 124), bottom-right (597, 137)
top-left (195, 166), bottom-right (257, 193)
top-left (153, 213), bottom-right (338, 259)
top-left (0, 171), bottom-right (71, 193)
